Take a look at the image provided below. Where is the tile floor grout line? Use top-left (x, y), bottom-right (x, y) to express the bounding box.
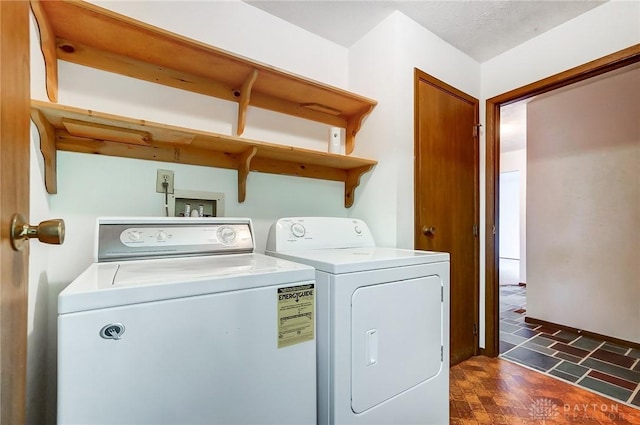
top-left (546, 356), bottom-right (565, 374)
top-left (628, 382), bottom-right (640, 405)
top-left (577, 371), bottom-right (636, 396)
top-left (580, 348), bottom-right (640, 372)
top-left (576, 340), bottom-right (606, 366)
top-left (567, 336), bottom-right (640, 401)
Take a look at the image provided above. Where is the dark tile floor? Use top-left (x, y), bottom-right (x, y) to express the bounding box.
top-left (499, 284), bottom-right (640, 410)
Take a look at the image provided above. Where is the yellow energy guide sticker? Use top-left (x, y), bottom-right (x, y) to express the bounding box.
top-left (277, 284), bottom-right (315, 348)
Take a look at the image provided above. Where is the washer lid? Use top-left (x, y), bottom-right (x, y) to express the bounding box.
top-left (59, 253), bottom-right (314, 314)
top-left (267, 247), bottom-right (449, 274)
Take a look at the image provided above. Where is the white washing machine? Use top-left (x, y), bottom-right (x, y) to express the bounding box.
top-left (58, 217), bottom-right (316, 425)
top-left (266, 217), bottom-right (450, 425)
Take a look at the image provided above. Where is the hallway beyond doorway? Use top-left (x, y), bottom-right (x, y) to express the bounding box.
top-left (499, 285), bottom-right (640, 409)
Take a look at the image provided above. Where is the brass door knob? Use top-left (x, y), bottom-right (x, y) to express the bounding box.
top-left (10, 213), bottom-right (65, 251)
top-left (422, 226), bottom-right (436, 236)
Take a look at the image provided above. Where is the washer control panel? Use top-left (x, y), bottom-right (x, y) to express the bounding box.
top-left (266, 217), bottom-right (375, 251)
top-left (96, 218), bottom-right (254, 262)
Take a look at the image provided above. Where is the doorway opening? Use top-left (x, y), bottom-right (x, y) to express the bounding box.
top-left (484, 45), bottom-right (640, 358)
top-left (489, 52), bottom-right (640, 406)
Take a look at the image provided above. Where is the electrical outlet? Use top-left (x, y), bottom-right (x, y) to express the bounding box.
top-left (156, 169), bottom-right (175, 194)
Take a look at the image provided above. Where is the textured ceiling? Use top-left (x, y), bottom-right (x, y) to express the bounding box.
top-left (244, 1), bottom-right (606, 62)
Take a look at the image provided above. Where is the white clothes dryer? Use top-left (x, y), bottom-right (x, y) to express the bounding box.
top-left (58, 217), bottom-right (316, 425)
top-left (266, 217), bottom-right (450, 425)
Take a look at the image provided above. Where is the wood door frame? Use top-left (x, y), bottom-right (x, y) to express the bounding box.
top-left (0, 1), bottom-right (31, 423)
top-left (483, 44), bottom-right (640, 357)
top-left (414, 68), bottom-right (480, 362)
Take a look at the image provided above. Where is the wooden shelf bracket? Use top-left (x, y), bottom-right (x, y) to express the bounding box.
top-left (30, 0), bottom-right (59, 102)
top-left (236, 69), bottom-right (259, 136)
top-left (346, 104), bottom-right (376, 155)
top-left (344, 164), bottom-right (374, 208)
top-left (30, 109), bottom-right (58, 194)
top-left (237, 146), bottom-right (258, 203)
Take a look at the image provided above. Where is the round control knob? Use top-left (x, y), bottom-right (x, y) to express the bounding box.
top-left (217, 226), bottom-right (237, 245)
top-left (156, 230), bottom-right (167, 241)
top-left (291, 223), bottom-right (306, 238)
top-left (354, 226), bottom-right (362, 235)
top-left (128, 231), bottom-right (141, 242)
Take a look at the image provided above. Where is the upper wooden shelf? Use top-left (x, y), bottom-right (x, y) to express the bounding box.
top-left (30, 0), bottom-right (377, 155)
top-left (31, 100), bottom-right (376, 208)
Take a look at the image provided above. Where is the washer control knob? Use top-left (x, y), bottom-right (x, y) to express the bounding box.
top-left (354, 225), bottom-right (362, 235)
top-left (217, 226), bottom-right (237, 245)
top-left (291, 223), bottom-right (306, 238)
top-left (128, 231), bottom-right (141, 241)
top-left (156, 230), bottom-right (167, 241)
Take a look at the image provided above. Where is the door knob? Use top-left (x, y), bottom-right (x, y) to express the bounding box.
top-left (10, 213), bottom-right (65, 251)
top-left (422, 226), bottom-right (436, 236)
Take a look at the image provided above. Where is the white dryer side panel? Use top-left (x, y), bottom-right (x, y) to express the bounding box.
top-left (58, 283), bottom-right (316, 425)
top-left (351, 276), bottom-right (442, 413)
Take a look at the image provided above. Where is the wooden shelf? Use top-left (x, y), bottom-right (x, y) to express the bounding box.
top-left (31, 100), bottom-right (376, 208)
top-left (30, 0), bottom-right (377, 155)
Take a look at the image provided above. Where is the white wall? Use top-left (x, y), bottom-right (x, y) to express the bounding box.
top-left (92, 0), bottom-right (348, 89)
top-left (500, 149), bottom-right (527, 282)
top-left (498, 170), bottom-right (520, 259)
top-left (349, 11), bottom-right (480, 249)
top-left (526, 67), bottom-right (640, 343)
top-left (27, 123), bottom-right (52, 425)
top-left (481, 1), bottom-right (640, 99)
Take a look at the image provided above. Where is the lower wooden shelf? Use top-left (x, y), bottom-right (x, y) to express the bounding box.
top-left (30, 100), bottom-right (376, 208)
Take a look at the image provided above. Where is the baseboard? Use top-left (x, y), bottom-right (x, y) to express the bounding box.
top-left (524, 316), bottom-right (640, 351)
top-left (518, 282), bottom-right (526, 287)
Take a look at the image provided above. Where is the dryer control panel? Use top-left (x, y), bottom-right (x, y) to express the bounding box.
top-left (266, 217), bottom-right (375, 251)
top-left (95, 217), bottom-right (254, 262)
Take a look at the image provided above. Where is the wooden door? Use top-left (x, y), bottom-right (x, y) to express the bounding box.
top-left (414, 69), bottom-right (479, 366)
top-left (0, 1), bottom-right (31, 423)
